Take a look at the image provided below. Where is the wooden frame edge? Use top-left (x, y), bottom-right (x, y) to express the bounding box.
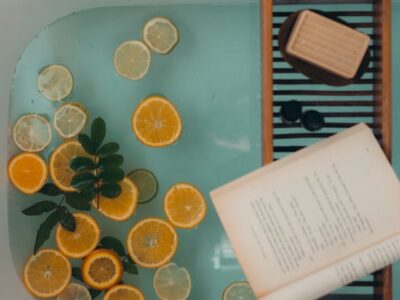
top-left (261, 0), bottom-right (274, 165)
top-left (373, 0), bottom-right (392, 299)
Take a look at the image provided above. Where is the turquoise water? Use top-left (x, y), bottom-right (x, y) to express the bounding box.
top-left (8, 4), bottom-right (261, 300)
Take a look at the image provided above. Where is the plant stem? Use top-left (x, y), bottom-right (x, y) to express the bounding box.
top-left (58, 195), bottom-right (65, 207)
top-left (94, 156), bottom-right (101, 209)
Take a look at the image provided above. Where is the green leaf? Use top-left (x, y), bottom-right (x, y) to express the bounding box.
top-left (97, 142), bottom-right (119, 157)
top-left (65, 193), bottom-right (91, 211)
top-left (100, 237), bottom-right (126, 256)
top-left (34, 209), bottom-right (59, 254)
top-left (123, 258), bottom-right (138, 275)
top-left (80, 187), bottom-right (97, 201)
top-left (99, 183), bottom-right (121, 198)
top-left (39, 183), bottom-right (62, 196)
top-left (91, 117), bottom-right (106, 151)
top-left (70, 157), bottom-right (96, 172)
top-left (71, 172), bottom-right (96, 190)
top-left (58, 207), bottom-right (76, 232)
top-left (98, 168), bottom-right (125, 183)
top-left (22, 201), bottom-right (58, 216)
top-left (72, 267), bottom-right (83, 282)
top-left (78, 133), bottom-right (96, 155)
top-left (89, 289), bottom-right (102, 299)
top-left (98, 155), bottom-right (124, 170)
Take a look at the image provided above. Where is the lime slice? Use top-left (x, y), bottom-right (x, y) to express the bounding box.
top-left (114, 40), bottom-right (151, 80)
top-left (13, 114), bottom-right (52, 152)
top-left (54, 102), bottom-right (88, 139)
top-left (57, 283), bottom-right (91, 300)
top-left (38, 64), bottom-right (73, 101)
top-left (154, 263), bottom-right (191, 300)
top-left (128, 169), bottom-right (158, 203)
top-left (143, 17), bottom-right (179, 54)
top-left (222, 282), bottom-right (257, 300)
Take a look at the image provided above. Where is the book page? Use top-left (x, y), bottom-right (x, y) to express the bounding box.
top-left (211, 124), bottom-right (400, 298)
top-left (260, 231), bottom-right (400, 300)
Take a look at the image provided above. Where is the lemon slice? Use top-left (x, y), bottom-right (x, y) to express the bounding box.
top-left (132, 95), bottom-right (182, 147)
top-left (23, 249), bottom-right (71, 299)
top-left (164, 183), bottom-right (207, 229)
top-left (104, 285), bottom-right (145, 300)
top-left (222, 282), bottom-right (257, 300)
top-left (93, 178), bottom-right (138, 221)
top-left (154, 263), bottom-right (191, 300)
top-left (126, 218), bottom-right (178, 268)
top-left (13, 114), bottom-right (52, 152)
top-left (82, 249), bottom-right (123, 291)
top-left (56, 213), bottom-right (101, 258)
top-left (57, 283), bottom-right (91, 300)
top-left (114, 40), bottom-right (151, 80)
top-left (143, 17), bottom-right (179, 54)
top-left (38, 64), bottom-right (73, 101)
top-left (54, 102), bottom-right (88, 139)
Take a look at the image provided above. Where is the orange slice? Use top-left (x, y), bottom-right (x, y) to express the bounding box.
top-left (93, 178), bottom-right (138, 221)
top-left (164, 183), bottom-right (207, 229)
top-left (81, 249), bottom-right (123, 290)
top-left (104, 284), bottom-right (145, 300)
top-left (23, 249), bottom-right (71, 298)
top-left (126, 218), bottom-right (178, 268)
top-left (132, 96), bottom-right (182, 147)
top-left (56, 213), bottom-right (100, 258)
top-left (49, 140), bottom-right (91, 192)
top-left (8, 153), bottom-right (48, 194)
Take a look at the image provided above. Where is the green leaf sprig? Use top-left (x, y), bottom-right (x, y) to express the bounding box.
top-left (71, 117), bottom-right (125, 208)
top-left (71, 236), bottom-right (138, 299)
top-left (22, 184), bottom-right (81, 254)
top-left (21, 117), bottom-right (126, 255)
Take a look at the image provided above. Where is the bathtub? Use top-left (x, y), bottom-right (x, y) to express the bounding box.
top-left (0, 0), bottom-right (260, 299)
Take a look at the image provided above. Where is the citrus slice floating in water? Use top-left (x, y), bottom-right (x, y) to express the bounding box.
top-left (154, 263), bottom-right (191, 300)
top-left (103, 284), bottom-right (145, 300)
top-left (132, 96), bottom-right (182, 147)
top-left (126, 218), bottom-right (178, 268)
top-left (57, 283), bottom-right (91, 300)
top-left (128, 169), bottom-right (158, 203)
top-left (49, 140), bottom-right (91, 192)
top-left (143, 17), bottom-right (179, 54)
top-left (8, 152), bottom-right (48, 194)
top-left (38, 64), bottom-right (73, 101)
top-left (23, 249), bottom-right (72, 299)
top-left (54, 102), bottom-right (88, 139)
top-left (222, 281), bottom-right (257, 300)
top-left (93, 177), bottom-right (138, 221)
top-left (13, 114), bottom-right (52, 152)
top-left (82, 249), bottom-right (123, 291)
top-left (56, 213), bottom-right (100, 259)
top-left (164, 183), bottom-right (207, 229)
top-left (114, 40), bottom-right (151, 80)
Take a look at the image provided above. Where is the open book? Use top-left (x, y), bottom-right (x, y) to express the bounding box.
top-left (211, 123), bottom-right (400, 300)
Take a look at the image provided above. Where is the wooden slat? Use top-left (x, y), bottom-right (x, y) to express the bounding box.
top-left (272, 22), bottom-right (378, 29)
top-left (273, 67), bottom-right (380, 74)
top-left (274, 0), bottom-right (373, 4)
top-left (274, 100), bottom-right (374, 106)
top-left (273, 112), bottom-right (375, 117)
top-left (273, 11), bottom-right (375, 17)
top-left (274, 79), bottom-right (376, 85)
top-left (261, 0), bottom-right (274, 165)
top-left (273, 56), bottom-right (380, 62)
top-left (373, 0), bottom-right (392, 299)
top-left (274, 90), bottom-right (374, 96)
top-left (274, 122), bottom-right (376, 129)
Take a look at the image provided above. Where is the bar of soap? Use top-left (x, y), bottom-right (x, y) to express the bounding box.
top-left (286, 10), bottom-right (370, 79)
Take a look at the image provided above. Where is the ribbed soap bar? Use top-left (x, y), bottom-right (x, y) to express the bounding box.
top-left (286, 10), bottom-right (370, 79)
